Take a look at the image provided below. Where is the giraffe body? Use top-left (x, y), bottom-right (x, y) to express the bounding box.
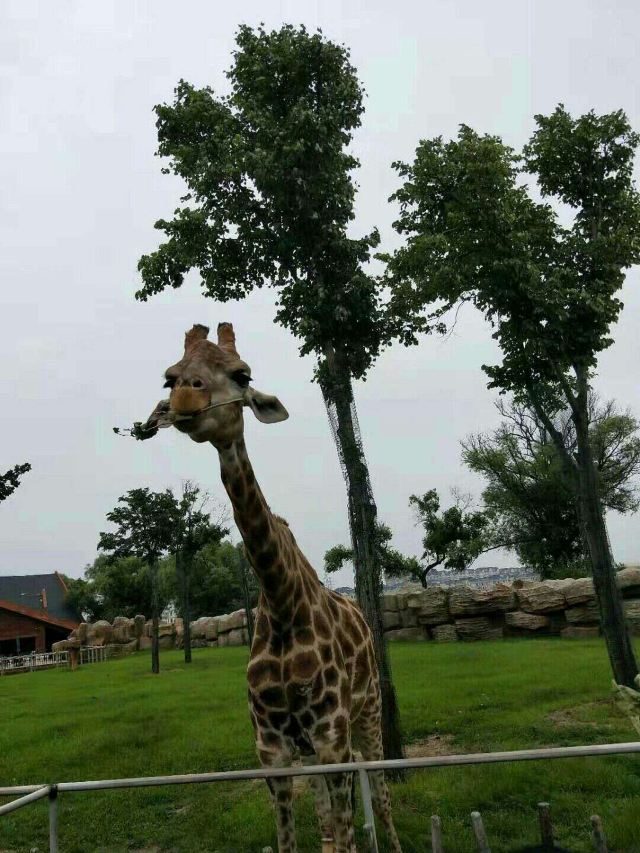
top-left (145, 323), bottom-right (401, 853)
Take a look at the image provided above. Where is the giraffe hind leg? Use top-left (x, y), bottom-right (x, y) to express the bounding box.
top-left (301, 754), bottom-right (334, 848)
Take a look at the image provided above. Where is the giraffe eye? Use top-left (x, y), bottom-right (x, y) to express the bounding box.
top-left (231, 371), bottom-right (251, 388)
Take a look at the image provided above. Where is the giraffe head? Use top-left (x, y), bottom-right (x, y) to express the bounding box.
top-left (160, 323), bottom-right (288, 447)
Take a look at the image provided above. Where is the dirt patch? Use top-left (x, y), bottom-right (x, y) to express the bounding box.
top-left (292, 735), bottom-right (456, 795)
top-left (546, 700), bottom-right (613, 730)
top-left (405, 733), bottom-right (456, 758)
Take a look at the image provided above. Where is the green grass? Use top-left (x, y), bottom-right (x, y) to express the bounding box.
top-left (1, 639), bottom-right (639, 852)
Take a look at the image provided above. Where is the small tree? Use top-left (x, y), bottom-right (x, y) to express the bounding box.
top-left (137, 24), bottom-right (405, 757)
top-left (408, 491), bottom-right (489, 586)
top-left (387, 106), bottom-right (640, 687)
top-left (325, 493), bottom-right (488, 589)
top-left (98, 488), bottom-right (177, 674)
top-left (0, 463), bottom-right (31, 503)
top-left (325, 522), bottom-right (422, 584)
top-left (173, 482), bottom-right (227, 663)
top-left (463, 398), bottom-right (640, 577)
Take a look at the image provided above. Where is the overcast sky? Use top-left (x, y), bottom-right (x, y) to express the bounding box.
top-left (1, 0), bottom-right (639, 589)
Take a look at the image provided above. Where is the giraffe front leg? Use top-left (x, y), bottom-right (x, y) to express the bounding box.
top-left (312, 742), bottom-right (355, 853)
top-left (266, 775), bottom-right (297, 853)
top-left (301, 754), bottom-right (334, 849)
top-left (257, 737), bottom-right (298, 853)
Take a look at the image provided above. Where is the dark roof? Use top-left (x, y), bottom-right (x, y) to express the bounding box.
top-left (0, 573), bottom-right (80, 624)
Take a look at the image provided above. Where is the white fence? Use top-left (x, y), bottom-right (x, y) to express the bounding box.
top-left (0, 651), bottom-right (68, 675)
top-left (1, 741), bottom-right (639, 852)
top-left (80, 645), bottom-right (108, 665)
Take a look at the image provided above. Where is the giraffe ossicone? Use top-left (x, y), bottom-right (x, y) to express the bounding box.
top-left (141, 323), bottom-right (402, 853)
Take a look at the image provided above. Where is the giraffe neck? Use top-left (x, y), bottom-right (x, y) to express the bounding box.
top-left (217, 438), bottom-right (310, 621)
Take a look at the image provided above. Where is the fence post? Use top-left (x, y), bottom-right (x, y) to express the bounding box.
top-left (48, 784), bottom-right (58, 853)
top-left (358, 769), bottom-right (379, 853)
top-left (591, 815), bottom-right (608, 853)
top-left (431, 814), bottom-right (444, 853)
top-left (538, 802), bottom-right (554, 849)
top-left (471, 811), bottom-right (491, 853)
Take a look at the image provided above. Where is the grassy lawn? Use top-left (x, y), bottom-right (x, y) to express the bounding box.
top-left (1, 639), bottom-right (639, 852)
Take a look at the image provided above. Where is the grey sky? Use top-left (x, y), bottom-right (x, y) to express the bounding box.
top-left (1, 0), bottom-right (639, 589)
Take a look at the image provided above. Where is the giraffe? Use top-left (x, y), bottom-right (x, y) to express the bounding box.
top-left (142, 322), bottom-right (402, 853)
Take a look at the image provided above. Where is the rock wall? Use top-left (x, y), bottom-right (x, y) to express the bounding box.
top-left (53, 608), bottom-right (253, 656)
top-left (52, 567), bottom-right (640, 655)
top-left (381, 567), bottom-right (640, 642)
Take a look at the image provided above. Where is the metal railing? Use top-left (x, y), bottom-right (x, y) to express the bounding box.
top-left (1, 741), bottom-right (639, 853)
top-left (0, 651), bottom-right (69, 675)
top-left (80, 645), bottom-right (108, 665)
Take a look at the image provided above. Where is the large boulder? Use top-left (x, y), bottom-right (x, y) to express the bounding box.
top-left (624, 600), bottom-right (640, 633)
top-left (157, 623), bottom-right (175, 639)
top-left (449, 583), bottom-right (516, 617)
top-left (219, 609), bottom-right (247, 633)
top-left (455, 617), bottom-right (503, 641)
top-left (107, 639), bottom-right (138, 657)
top-left (617, 567), bottom-right (640, 598)
top-left (431, 624), bottom-right (458, 642)
top-left (190, 617), bottom-right (210, 640)
top-left (400, 608), bottom-right (419, 628)
top-left (158, 634), bottom-right (174, 650)
top-left (411, 587), bottom-right (450, 626)
top-left (111, 618), bottom-right (135, 644)
top-left (505, 611), bottom-right (550, 631)
top-left (564, 577), bottom-right (595, 606)
top-left (565, 603), bottom-right (600, 625)
top-left (87, 620), bottom-right (113, 646)
top-left (385, 627), bottom-right (428, 642)
top-left (138, 635), bottom-right (152, 651)
top-left (227, 628), bottom-right (248, 647)
top-left (517, 580), bottom-right (571, 613)
top-left (382, 593), bottom-right (398, 611)
top-left (383, 611), bottom-right (402, 631)
top-left (72, 623), bottom-right (88, 644)
top-left (560, 626), bottom-right (600, 639)
top-left (204, 618), bottom-right (219, 641)
top-left (52, 638), bottom-right (81, 653)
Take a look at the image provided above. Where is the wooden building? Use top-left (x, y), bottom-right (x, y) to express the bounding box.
top-left (0, 572), bottom-right (80, 655)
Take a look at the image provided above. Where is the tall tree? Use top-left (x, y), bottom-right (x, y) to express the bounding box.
top-left (0, 463), bottom-right (31, 503)
top-left (463, 398), bottom-right (640, 577)
top-left (173, 482), bottom-right (227, 663)
top-left (98, 488), bottom-right (177, 674)
top-left (137, 24), bottom-right (403, 756)
top-left (387, 107), bottom-right (640, 687)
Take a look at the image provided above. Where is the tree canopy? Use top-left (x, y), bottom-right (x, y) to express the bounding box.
top-left (463, 398), bottom-right (640, 578)
top-left (136, 23), bottom-right (400, 381)
top-left (0, 463), bottom-right (31, 503)
top-left (387, 107), bottom-right (640, 407)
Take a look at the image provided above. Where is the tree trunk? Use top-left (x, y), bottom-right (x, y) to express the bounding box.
top-left (178, 549), bottom-right (192, 664)
top-left (574, 413), bottom-right (638, 688)
top-left (150, 555), bottom-right (160, 675)
top-left (322, 347), bottom-right (404, 762)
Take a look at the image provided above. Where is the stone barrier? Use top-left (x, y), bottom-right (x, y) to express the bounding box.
top-left (53, 566), bottom-right (640, 654)
top-left (381, 566), bottom-right (640, 642)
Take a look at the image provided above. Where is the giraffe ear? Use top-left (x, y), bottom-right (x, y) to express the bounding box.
top-left (244, 388), bottom-right (289, 424)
